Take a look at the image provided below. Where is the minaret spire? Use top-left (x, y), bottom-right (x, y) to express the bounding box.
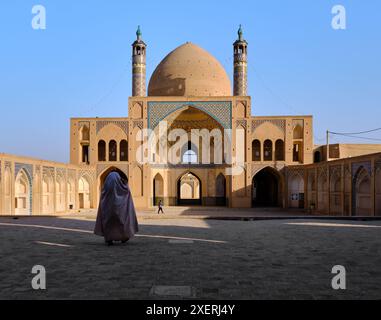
top-left (132, 26), bottom-right (147, 97)
top-left (233, 25), bottom-right (248, 96)
top-left (136, 25), bottom-right (142, 40)
top-left (238, 24), bottom-right (243, 41)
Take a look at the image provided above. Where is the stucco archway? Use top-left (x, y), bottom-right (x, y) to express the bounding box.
top-left (215, 173), bottom-right (227, 206)
top-left (352, 166), bottom-right (371, 216)
top-left (78, 176), bottom-right (91, 209)
top-left (177, 172), bottom-right (202, 206)
top-left (288, 173), bottom-right (304, 208)
top-left (153, 173), bottom-right (164, 206)
top-left (15, 169), bottom-right (31, 215)
top-left (252, 167), bottom-right (282, 207)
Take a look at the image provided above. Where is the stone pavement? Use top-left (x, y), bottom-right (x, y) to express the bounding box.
top-left (25, 206), bottom-right (381, 221)
top-left (0, 216), bottom-right (380, 300)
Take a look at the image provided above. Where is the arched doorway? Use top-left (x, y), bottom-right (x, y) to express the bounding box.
top-left (314, 151), bottom-right (321, 163)
top-left (177, 172), bottom-right (202, 206)
top-left (252, 168), bottom-right (280, 207)
top-left (352, 166), bottom-right (371, 216)
top-left (288, 174), bottom-right (305, 208)
top-left (15, 169), bottom-right (31, 215)
top-left (153, 173), bottom-right (164, 206)
top-left (78, 176), bottom-right (91, 209)
top-left (215, 173), bottom-right (226, 206)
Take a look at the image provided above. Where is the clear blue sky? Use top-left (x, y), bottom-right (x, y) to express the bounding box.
top-left (0, 0), bottom-right (380, 162)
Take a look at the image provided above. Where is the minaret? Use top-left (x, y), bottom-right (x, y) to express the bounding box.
top-left (132, 26), bottom-right (147, 97)
top-left (233, 25), bottom-right (248, 96)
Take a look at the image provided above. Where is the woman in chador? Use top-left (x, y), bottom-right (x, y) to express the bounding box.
top-left (94, 171), bottom-right (139, 246)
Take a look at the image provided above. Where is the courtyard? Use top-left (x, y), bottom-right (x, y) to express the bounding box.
top-left (0, 213), bottom-right (380, 300)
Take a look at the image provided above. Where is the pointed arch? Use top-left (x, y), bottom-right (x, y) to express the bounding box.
top-left (109, 140), bottom-right (117, 162)
top-left (353, 166), bottom-right (371, 216)
top-left (15, 169), bottom-right (31, 215)
top-left (252, 166), bottom-right (282, 207)
top-left (264, 140), bottom-right (273, 161)
top-left (252, 140), bottom-right (261, 162)
top-left (98, 140), bottom-right (106, 161)
top-left (288, 173), bottom-right (304, 208)
top-left (79, 124), bottom-right (90, 141)
top-left (153, 173), bottom-right (164, 206)
top-left (215, 173), bottom-right (227, 206)
top-left (78, 175), bottom-right (91, 209)
top-left (293, 123), bottom-right (303, 139)
top-left (120, 140), bottom-right (128, 162)
top-left (275, 139), bottom-right (285, 161)
top-left (177, 172), bottom-right (202, 206)
top-left (182, 141), bottom-right (198, 164)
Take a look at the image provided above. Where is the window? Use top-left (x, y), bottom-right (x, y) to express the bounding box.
top-left (264, 140), bottom-right (273, 161)
top-left (109, 140), bottom-right (117, 162)
top-left (182, 141), bottom-right (198, 164)
top-left (275, 140), bottom-right (285, 161)
top-left (82, 145), bottom-right (89, 164)
top-left (252, 140), bottom-right (261, 161)
top-left (98, 140), bottom-right (106, 162)
top-left (293, 143), bottom-right (303, 163)
top-left (183, 150), bottom-right (198, 164)
top-left (120, 140), bottom-right (128, 162)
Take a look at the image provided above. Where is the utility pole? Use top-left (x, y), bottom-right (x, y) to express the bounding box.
top-left (326, 130), bottom-right (330, 162)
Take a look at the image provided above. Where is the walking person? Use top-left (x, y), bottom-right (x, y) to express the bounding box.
top-left (94, 171), bottom-right (139, 246)
top-left (158, 199), bottom-right (164, 214)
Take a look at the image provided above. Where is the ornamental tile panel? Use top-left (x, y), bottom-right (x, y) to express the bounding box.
top-left (148, 101), bottom-right (232, 130)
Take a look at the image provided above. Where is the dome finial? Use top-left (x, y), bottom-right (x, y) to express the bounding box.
top-left (136, 25), bottom-right (142, 40)
top-left (238, 24), bottom-right (243, 41)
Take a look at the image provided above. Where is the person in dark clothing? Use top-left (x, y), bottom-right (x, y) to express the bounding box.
top-left (94, 172), bottom-right (139, 246)
top-left (158, 200), bottom-right (164, 214)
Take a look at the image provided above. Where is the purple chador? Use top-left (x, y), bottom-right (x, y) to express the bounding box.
top-left (94, 172), bottom-right (139, 245)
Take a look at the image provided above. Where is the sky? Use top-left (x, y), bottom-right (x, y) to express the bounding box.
top-left (0, 0), bottom-right (380, 162)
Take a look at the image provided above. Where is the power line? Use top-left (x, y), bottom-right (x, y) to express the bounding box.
top-left (329, 133), bottom-right (381, 142)
top-left (329, 127), bottom-right (381, 135)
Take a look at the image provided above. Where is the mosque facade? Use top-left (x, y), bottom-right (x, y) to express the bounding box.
top-left (1, 27), bottom-right (381, 216)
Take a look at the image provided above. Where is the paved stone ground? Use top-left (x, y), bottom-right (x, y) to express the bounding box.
top-left (54, 207), bottom-right (309, 220)
top-left (0, 216), bottom-right (380, 300)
